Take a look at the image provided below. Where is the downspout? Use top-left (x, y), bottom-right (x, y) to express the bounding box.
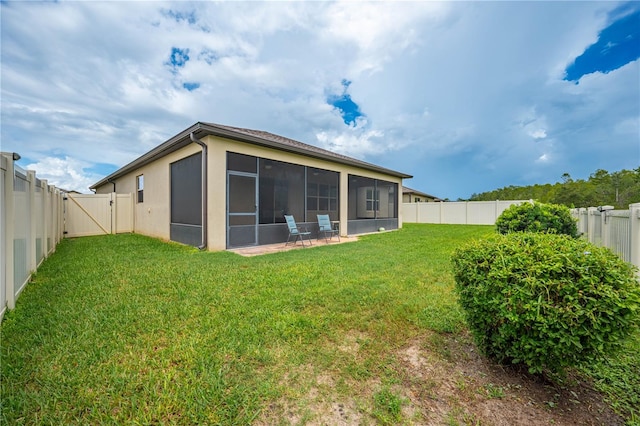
top-left (190, 132), bottom-right (208, 250)
top-left (107, 178), bottom-right (116, 193)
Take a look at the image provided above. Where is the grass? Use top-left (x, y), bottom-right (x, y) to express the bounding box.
top-left (578, 332), bottom-right (640, 424)
top-left (1, 223), bottom-right (638, 424)
top-left (372, 386), bottom-right (405, 424)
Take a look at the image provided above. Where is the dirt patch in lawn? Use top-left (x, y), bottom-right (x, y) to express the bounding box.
top-left (254, 364), bottom-right (368, 426)
top-left (255, 331), bottom-right (623, 425)
top-left (396, 331), bottom-right (624, 426)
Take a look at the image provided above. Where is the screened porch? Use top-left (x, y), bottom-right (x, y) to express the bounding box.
top-left (226, 152), bottom-right (398, 248)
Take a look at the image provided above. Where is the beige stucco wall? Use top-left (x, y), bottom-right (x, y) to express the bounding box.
top-left (96, 134), bottom-right (404, 251)
top-left (95, 144), bottom-right (202, 241)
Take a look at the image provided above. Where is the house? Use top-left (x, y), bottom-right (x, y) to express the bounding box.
top-left (91, 122), bottom-right (412, 250)
top-left (402, 186), bottom-right (441, 203)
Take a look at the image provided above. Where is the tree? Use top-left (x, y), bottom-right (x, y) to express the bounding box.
top-left (468, 168), bottom-right (640, 208)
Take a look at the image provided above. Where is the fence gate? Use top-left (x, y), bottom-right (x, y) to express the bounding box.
top-left (64, 193), bottom-right (133, 237)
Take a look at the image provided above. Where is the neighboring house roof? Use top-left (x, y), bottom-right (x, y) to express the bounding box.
top-left (91, 122), bottom-right (412, 190)
top-left (402, 186), bottom-right (441, 200)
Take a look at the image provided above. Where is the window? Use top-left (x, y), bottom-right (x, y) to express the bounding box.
top-left (306, 182), bottom-right (338, 212)
top-left (136, 174), bottom-right (144, 203)
top-left (365, 188), bottom-right (379, 211)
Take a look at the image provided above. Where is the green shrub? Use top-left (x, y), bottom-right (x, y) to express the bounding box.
top-left (451, 233), bottom-right (640, 375)
top-left (496, 202), bottom-right (578, 237)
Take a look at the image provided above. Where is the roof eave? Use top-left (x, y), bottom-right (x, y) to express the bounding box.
top-left (90, 122), bottom-right (411, 189)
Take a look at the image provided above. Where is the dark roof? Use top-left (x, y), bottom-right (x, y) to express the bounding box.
top-left (91, 122), bottom-right (411, 189)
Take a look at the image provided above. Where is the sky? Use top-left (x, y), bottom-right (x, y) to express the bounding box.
top-left (1, 1), bottom-right (639, 200)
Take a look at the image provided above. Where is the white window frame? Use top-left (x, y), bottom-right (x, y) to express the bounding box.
top-left (136, 174), bottom-right (144, 203)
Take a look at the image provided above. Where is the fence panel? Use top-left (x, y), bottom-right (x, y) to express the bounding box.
top-left (466, 201), bottom-right (497, 225)
top-left (609, 211), bottom-right (631, 262)
top-left (115, 193), bottom-right (134, 233)
top-left (1, 153), bottom-right (65, 320)
top-left (65, 193), bottom-right (112, 237)
top-left (572, 204), bottom-right (640, 272)
top-left (418, 203), bottom-right (442, 223)
top-left (402, 200), bottom-right (528, 225)
top-left (441, 202), bottom-right (467, 224)
top-left (35, 179), bottom-right (45, 266)
top-left (64, 193), bottom-right (133, 237)
top-left (576, 208), bottom-right (588, 235)
top-left (13, 167), bottom-right (30, 299)
top-left (1, 156), bottom-right (6, 319)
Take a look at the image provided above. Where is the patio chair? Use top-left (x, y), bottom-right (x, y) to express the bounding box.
top-left (284, 215), bottom-right (312, 247)
top-left (317, 214), bottom-right (340, 243)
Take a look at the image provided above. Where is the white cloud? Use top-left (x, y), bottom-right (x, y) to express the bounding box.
top-left (320, 2), bottom-right (450, 75)
top-left (1, 1), bottom-right (636, 200)
top-left (23, 157), bottom-right (102, 193)
top-left (316, 118), bottom-right (387, 158)
top-left (529, 129), bottom-right (547, 140)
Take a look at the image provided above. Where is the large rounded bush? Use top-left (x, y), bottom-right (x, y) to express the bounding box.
top-left (496, 202), bottom-right (578, 237)
top-left (451, 233), bottom-right (640, 374)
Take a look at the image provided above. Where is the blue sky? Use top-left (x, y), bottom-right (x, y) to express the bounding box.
top-left (1, 1), bottom-right (638, 199)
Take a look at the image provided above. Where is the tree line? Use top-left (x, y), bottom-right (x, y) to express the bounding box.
top-left (467, 168), bottom-right (640, 209)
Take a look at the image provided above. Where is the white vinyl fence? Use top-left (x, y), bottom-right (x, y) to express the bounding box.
top-left (1, 153), bottom-right (139, 320)
top-left (571, 203), bottom-right (640, 271)
top-left (1, 153), bottom-right (64, 321)
top-left (65, 192), bottom-right (134, 237)
top-left (402, 200), bottom-right (529, 225)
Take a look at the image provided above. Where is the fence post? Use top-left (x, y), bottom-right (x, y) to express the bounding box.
top-left (0, 156), bottom-right (4, 318)
top-left (601, 208), bottom-right (610, 250)
top-left (44, 180), bottom-right (50, 257)
top-left (629, 203), bottom-right (640, 273)
top-left (578, 208), bottom-right (587, 236)
top-left (128, 192), bottom-right (135, 233)
top-left (587, 207), bottom-right (597, 244)
top-left (4, 154), bottom-right (16, 310)
top-left (28, 171), bottom-right (38, 273)
top-left (465, 201), bottom-right (470, 225)
top-left (56, 188), bottom-right (63, 245)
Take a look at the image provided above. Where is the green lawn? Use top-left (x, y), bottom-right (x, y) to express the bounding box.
top-left (1, 224), bottom-right (638, 424)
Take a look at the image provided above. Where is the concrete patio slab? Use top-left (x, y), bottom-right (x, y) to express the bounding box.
top-left (228, 235), bottom-right (358, 256)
